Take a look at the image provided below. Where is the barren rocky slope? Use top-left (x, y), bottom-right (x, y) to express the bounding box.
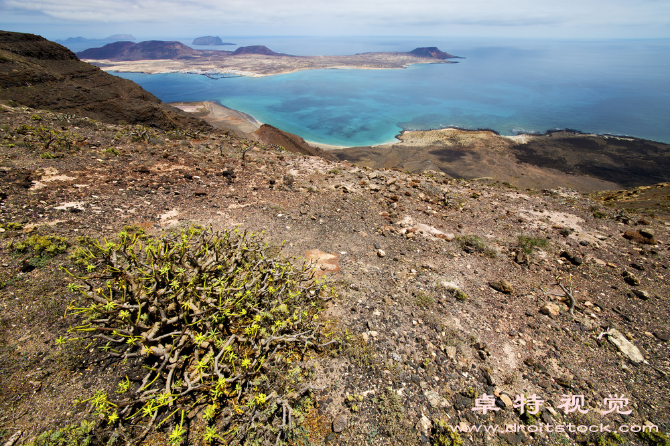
top-left (0, 102), bottom-right (669, 446)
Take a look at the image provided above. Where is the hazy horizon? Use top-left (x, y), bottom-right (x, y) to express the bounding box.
top-left (2, 0), bottom-right (669, 41)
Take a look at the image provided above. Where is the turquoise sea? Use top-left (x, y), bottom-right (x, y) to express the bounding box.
top-left (97, 37), bottom-right (670, 146)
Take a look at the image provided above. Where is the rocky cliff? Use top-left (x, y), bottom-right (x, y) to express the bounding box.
top-left (0, 31), bottom-right (209, 130)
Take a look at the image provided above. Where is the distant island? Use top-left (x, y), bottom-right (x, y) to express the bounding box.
top-left (78, 40), bottom-right (459, 77)
top-left (57, 34), bottom-right (136, 43)
top-left (192, 36), bottom-right (235, 45)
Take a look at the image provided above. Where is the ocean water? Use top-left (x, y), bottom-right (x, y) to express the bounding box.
top-left (108, 37), bottom-right (670, 146)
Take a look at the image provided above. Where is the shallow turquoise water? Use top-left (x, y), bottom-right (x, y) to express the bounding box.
top-left (114, 38), bottom-right (670, 146)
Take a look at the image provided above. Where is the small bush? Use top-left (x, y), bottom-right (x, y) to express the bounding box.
top-left (30, 114), bottom-right (43, 121)
top-left (11, 235), bottom-right (68, 256)
top-left (415, 293), bottom-right (434, 307)
top-left (63, 226), bottom-right (335, 444)
top-left (431, 420), bottom-right (464, 446)
top-left (457, 235), bottom-right (497, 258)
top-left (104, 147), bottom-right (121, 156)
top-left (40, 152), bottom-right (56, 159)
top-left (517, 235), bottom-right (549, 254)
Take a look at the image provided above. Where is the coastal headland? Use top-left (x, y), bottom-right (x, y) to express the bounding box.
top-left (78, 41), bottom-right (458, 76)
top-left (183, 101), bottom-right (670, 194)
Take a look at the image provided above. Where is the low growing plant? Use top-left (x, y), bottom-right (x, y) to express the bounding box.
top-left (62, 226), bottom-right (338, 445)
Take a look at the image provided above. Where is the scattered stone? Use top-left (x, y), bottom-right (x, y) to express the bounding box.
top-left (555, 376), bottom-right (572, 388)
top-left (560, 251), bottom-right (583, 266)
top-left (424, 390), bottom-right (449, 408)
top-left (630, 262), bottom-right (645, 271)
top-left (653, 331), bottom-right (670, 342)
top-left (304, 250), bottom-right (340, 277)
top-left (598, 328), bottom-right (644, 363)
top-left (332, 414), bottom-right (348, 433)
top-left (540, 302), bottom-right (561, 317)
top-left (453, 394), bottom-right (472, 411)
top-left (418, 414), bottom-right (432, 437)
top-left (489, 280), bottom-right (514, 294)
top-left (377, 249), bottom-right (386, 257)
top-left (623, 230), bottom-right (655, 245)
top-left (194, 189), bottom-right (207, 196)
top-left (499, 393), bottom-right (513, 409)
top-left (499, 432), bottom-right (523, 445)
top-left (622, 271), bottom-right (640, 286)
top-left (515, 251), bottom-right (528, 264)
top-left (482, 367), bottom-right (495, 385)
top-left (631, 289), bottom-right (651, 300)
top-left (444, 346), bottom-right (457, 360)
top-left (639, 228), bottom-right (654, 239)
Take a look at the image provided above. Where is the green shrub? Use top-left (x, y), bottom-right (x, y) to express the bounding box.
top-left (0, 222), bottom-right (23, 230)
top-left (517, 235), bottom-right (549, 254)
top-left (63, 226), bottom-right (336, 444)
top-left (11, 235), bottom-right (68, 256)
top-left (41, 152), bottom-right (56, 159)
top-left (431, 420), bottom-right (463, 446)
top-left (104, 147), bottom-right (121, 156)
top-left (30, 114), bottom-right (43, 121)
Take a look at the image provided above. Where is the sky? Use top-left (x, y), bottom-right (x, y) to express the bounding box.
top-left (1, 0), bottom-right (669, 40)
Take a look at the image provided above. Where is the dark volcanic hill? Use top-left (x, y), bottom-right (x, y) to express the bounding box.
top-left (251, 124), bottom-right (337, 160)
top-left (232, 45), bottom-right (279, 56)
top-left (77, 41), bottom-right (200, 60)
top-left (192, 36), bottom-right (229, 45)
top-left (0, 31), bottom-right (209, 130)
top-left (409, 47), bottom-right (455, 59)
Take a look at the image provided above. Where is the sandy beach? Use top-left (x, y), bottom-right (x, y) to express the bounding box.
top-left (169, 101), bottom-right (262, 135)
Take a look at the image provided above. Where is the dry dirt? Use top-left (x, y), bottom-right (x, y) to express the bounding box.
top-left (1, 102), bottom-right (669, 446)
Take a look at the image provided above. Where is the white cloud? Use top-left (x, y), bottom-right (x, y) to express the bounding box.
top-left (1, 0), bottom-right (669, 36)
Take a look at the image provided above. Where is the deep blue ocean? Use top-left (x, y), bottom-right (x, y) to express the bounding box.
top-left (74, 36), bottom-right (670, 146)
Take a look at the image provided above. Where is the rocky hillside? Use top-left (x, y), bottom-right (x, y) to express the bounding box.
top-left (0, 100), bottom-right (669, 446)
top-left (232, 45), bottom-right (281, 56)
top-left (76, 40), bottom-right (200, 60)
top-left (0, 31), bottom-right (209, 130)
top-left (409, 47), bottom-right (456, 59)
top-left (252, 123), bottom-right (338, 160)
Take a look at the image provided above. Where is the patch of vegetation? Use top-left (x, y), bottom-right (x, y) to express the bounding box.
top-left (345, 333), bottom-right (377, 367)
top-left (11, 234), bottom-right (68, 256)
top-left (638, 430), bottom-right (670, 446)
top-left (589, 432), bottom-right (625, 446)
top-left (415, 293), bottom-right (434, 307)
top-left (41, 152), bottom-right (56, 159)
top-left (0, 222), bottom-right (23, 230)
top-left (517, 235), bottom-right (549, 254)
top-left (431, 420), bottom-right (463, 446)
top-left (456, 235), bottom-right (497, 258)
top-left (372, 386), bottom-right (414, 442)
top-left (31, 113), bottom-right (43, 121)
top-left (26, 420), bottom-right (96, 446)
top-left (62, 226), bottom-right (337, 445)
top-left (104, 147), bottom-right (121, 156)
top-left (345, 393), bottom-right (364, 413)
